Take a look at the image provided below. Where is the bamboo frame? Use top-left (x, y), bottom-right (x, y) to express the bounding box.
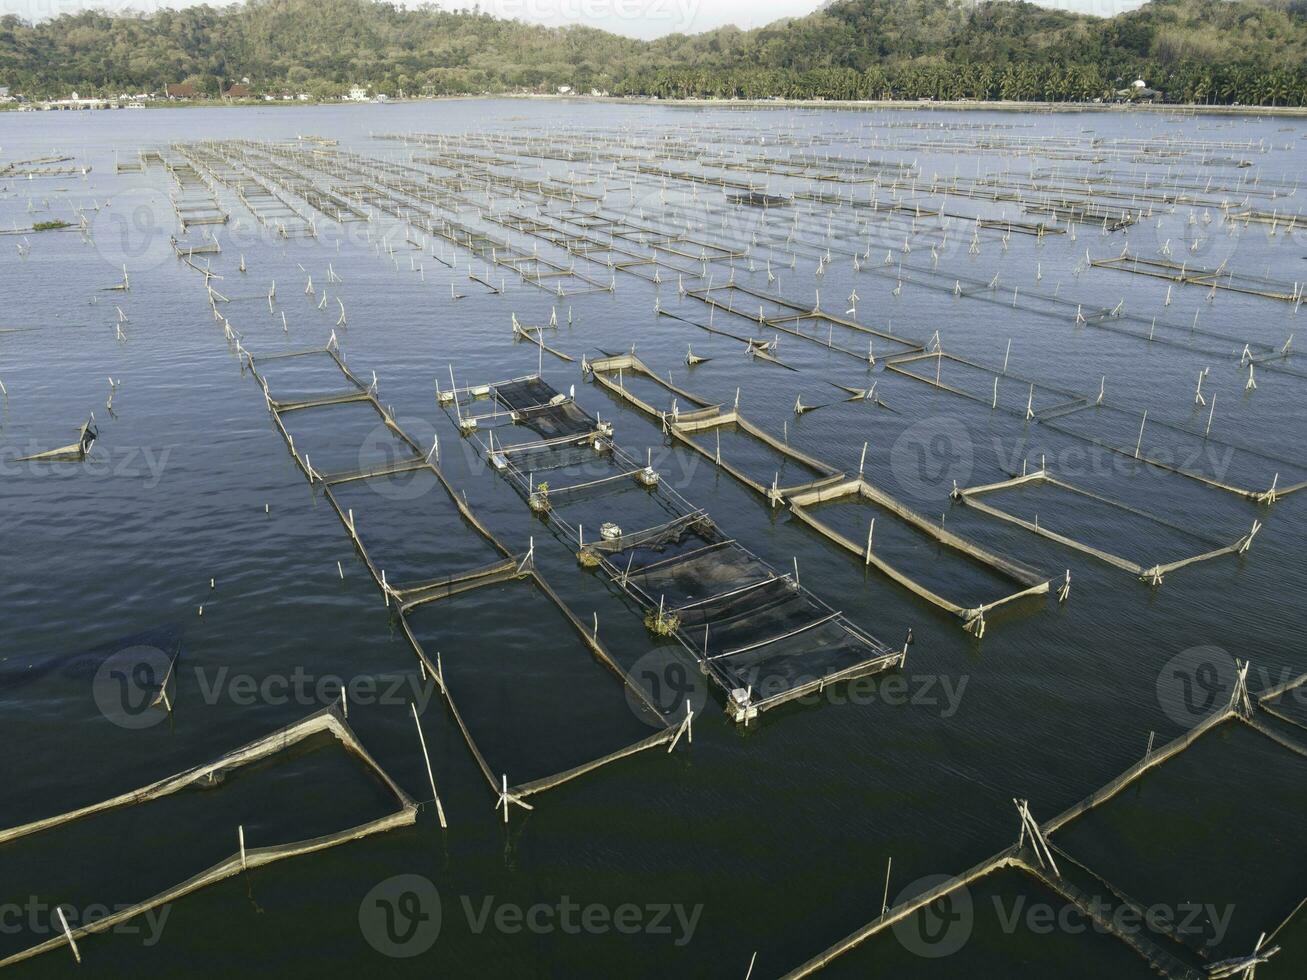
top-left (0, 703), bottom-right (416, 969)
top-left (244, 348), bottom-right (678, 803)
top-left (788, 476), bottom-right (1052, 633)
top-left (956, 469), bottom-right (1261, 584)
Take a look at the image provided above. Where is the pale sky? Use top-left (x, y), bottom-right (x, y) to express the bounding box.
top-left (480, 0), bottom-right (1141, 40)
top-left (22, 0), bottom-right (1149, 38)
top-left (475, 0), bottom-right (828, 39)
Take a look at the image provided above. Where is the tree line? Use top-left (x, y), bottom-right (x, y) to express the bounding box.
top-left (610, 63), bottom-right (1307, 107)
top-left (1, 0), bottom-right (1305, 106)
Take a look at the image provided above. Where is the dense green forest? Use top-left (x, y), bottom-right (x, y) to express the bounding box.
top-left (2, 0), bottom-right (1307, 105)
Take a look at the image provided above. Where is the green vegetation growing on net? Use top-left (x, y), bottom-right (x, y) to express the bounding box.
top-left (644, 608), bottom-right (682, 637)
top-left (30, 220), bottom-right (71, 231)
top-left (1, 0), bottom-right (1307, 105)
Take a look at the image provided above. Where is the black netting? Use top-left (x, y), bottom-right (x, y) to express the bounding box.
top-left (493, 378), bottom-right (595, 439)
top-left (626, 542), bottom-right (773, 605)
top-left (711, 618), bottom-right (890, 698)
top-left (500, 436), bottom-right (604, 475)
top-left (514, 401), bottom-right (596, 439)
top-left (679, 581), bottom-right (819, 655)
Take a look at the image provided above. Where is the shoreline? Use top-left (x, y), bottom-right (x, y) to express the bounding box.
top-left (569, 95), bottom-right (1307, 117)
top-left (7, 94), bottom-right (1307, 117)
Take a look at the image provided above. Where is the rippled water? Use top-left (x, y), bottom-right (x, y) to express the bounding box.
top-left (0, 100), bottom-right (1304, 977)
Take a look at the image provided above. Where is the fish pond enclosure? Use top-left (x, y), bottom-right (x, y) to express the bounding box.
top-left (0, 101), bottom-right (1305, 978)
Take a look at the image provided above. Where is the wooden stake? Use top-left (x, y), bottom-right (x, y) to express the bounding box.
top-left (881, 856), bottom-right (893, 916)
top-left (55, 906), bottom-right (80, 964)
top-left (412, 703), bottom-right (447, 828)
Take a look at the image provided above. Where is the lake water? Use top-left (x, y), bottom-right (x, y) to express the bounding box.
top-left (0, 99), bottom-right (1304, 977)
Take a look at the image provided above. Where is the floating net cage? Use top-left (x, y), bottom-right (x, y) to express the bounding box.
top-left (886, 349), bottom-right (1090, 418)
top-left (398, 565), bottom-right (680, 803)
top-left (0, 154), bottom-right (87, 180)
top-left (882, 346), bottom-right (1304, 504)
top-left (174, 143), bottom-right (315, 238)
top-left (167, 200), bottom-right (684, 811)
top-left (175, 140), bottom-right (617, 297)
top-left (1046, 714), bottom-right (1307, 964)
top-left (587, 352), bottom-right (716, 419)
top-left (441, 371), bottom-right (906, 723)
top-left (518, 175), bottom-right (1304, 396)
top-left (172, 235), bottom-right (222, 259)
top-left (792, 859), bottom-right (1177, 980)
top-left (516, 207), bottom-right (932, 367)
top-left (1039, 402), bottom-right (1305, 503)
top-left (591, 514), bottom-right (905, 722)
top-left (496, 208), bottom-right (705, 284)
top-left (667, 404), bottom-right (846, 504)
top-left (1091, 252), bottom-right (1305, 306)
top-left (156, 154), bottom-right (230, 230)
top-left (586, 353), bottom-right (1054, 637)
top-left (787, 476), bottom-right (1054, 636)
top-left (654, 309), bottom-right (800, 370)
top-left (239, 342), bottom-right (683, 808)
top-left (852, 255), bottom-right (1303, 373)
top-left (956, 468), bottom-right (1260, 585)
top-left (1229, 207), bottom-right (1306, 232)
top-left (725, 191), bottom-right (792, 208)
top-left (499, 205), bottom-right (941, 363)
top-left (494, 202), bottom-right (940, 368)
top-left (1257, 671), bottom-right (1307, 736)
top-left (785, 676), bottom-right (1307, 979)
top-left (0, 703), bottom-right (415, 969)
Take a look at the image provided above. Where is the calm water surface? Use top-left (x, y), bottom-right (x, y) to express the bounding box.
top-left (0, 100), bottom-right (1304, 977)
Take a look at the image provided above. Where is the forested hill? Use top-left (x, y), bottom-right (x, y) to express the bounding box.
top-left (2, 0), bottom-right (1306, 105)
